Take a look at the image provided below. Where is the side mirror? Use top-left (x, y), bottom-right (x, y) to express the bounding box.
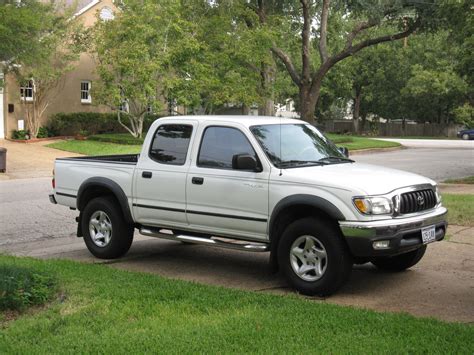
top-left (338, 146), bottom-right (349, 157)
top-left (232, 154), bottom-right (260, 172)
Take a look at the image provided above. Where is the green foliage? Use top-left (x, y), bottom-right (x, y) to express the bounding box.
top-left (36, 127), bottom-right (51, 139)
top-left (453, 103), bottom-right (474, 128)
top-left (46, 140), bottom-right (142, 155)
top-left (1, 255), bottom-right (473, 352)
top-left (444, 176), bottom-right (474, 185)
top-left (11, 130), bottom-right (29, 140)
top-left (0, 0), bottom-right (55, 65)
top-left (442, 194), bottom-right (474, 227)
top-left (88, 133), bottom-right (145, 145)
top-left (0, 264), bottom-right (57, 312)
top-left (47, 112), bottom-right (125, 136)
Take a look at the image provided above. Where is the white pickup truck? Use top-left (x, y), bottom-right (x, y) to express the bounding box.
top-left (50, 116), bottom-right (447, 295)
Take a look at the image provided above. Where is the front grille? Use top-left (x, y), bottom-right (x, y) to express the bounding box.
top-left (399, 189), bottom-right (437, 214)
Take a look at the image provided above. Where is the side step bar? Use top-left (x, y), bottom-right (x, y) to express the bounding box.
top-left (139, 227), bottom-right (269, 252)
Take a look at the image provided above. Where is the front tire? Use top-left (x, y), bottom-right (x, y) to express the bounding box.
top-left (462, 133), bottom-right (470, 140)
top-left (371, 245), bottom-right (426, 272)
top-left (277, 217), bottom-right (352, 296)
top-left (81, 196), bottom-right (134, 259)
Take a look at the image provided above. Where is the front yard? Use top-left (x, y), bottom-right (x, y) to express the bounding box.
top-left (1, 255), bottom-right (472, 353)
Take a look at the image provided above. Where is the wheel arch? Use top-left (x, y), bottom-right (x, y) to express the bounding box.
top-left (268, 194), bottom-right (346, 270)
top-left (77, 177), bottom-right (134, 225)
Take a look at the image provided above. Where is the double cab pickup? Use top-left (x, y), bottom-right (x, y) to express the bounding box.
top-left (50, 116), bottom-right (447, 295)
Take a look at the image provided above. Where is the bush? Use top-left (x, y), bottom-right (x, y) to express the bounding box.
top-left (88, 133), bottom-right (145, 145)
top-left (47, 112), bottom-right (123, 136)
top-left (47, 112), bottom-right (162, 137)
top-left (0, 265), bottom-right (57, 312)
top-left (11, 130), bottom-right (29, 140)
top-left (36, 126), bottom-right (52, 138)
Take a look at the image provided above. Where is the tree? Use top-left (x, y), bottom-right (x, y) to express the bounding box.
top-left (92, 0), bottom-right (175, 138)
top-left (0, 0), bottom-right (55, 67)
top-left (267, 0), bottom-right (438, 123)
top-left (11, 4), bottom-right (83, 137)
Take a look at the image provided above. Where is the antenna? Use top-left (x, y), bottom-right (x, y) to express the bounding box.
top-left (279, 115), bottom-right (282, 176)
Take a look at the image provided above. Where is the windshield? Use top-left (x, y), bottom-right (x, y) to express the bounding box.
top-left (250, 124), bottom-right (349, 168)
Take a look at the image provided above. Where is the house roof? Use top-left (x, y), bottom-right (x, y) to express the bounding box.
top-left (54, 0), bottom-right (101, 17)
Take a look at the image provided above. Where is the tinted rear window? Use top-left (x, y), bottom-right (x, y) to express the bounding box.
top-left (149, 124), bottom-right (193, 165)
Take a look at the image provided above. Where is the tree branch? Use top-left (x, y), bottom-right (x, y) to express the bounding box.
top-left (271, 46), bottom-right (301, 86)
top-left (332, 18), bottom-right (421, 68)
top-left (319, 0), bottom-right (330, 63)
top-left (344, 19), bottom-right (378, 50)
top-left (301, 0), bottom-right (311, 82)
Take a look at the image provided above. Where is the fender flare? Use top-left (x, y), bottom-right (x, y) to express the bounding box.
top-left (77, 177), bottom-right (134, 225)
top-left (268, 194), bottom-right (346, 271)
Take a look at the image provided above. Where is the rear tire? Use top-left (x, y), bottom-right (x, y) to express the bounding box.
top-left (277, 217), bottom-right (352, 296)
top-left (371, 245), bottom-right (426, 272)
top-left (462, 133), bottom-right (470, 140)
top-left (81, 196), bottom-right (134, 259)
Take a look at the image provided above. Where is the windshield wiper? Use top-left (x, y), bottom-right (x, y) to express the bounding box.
top-left (318, 156), bottom-right (355, 163)
top-left (277, 160), bottom-right (328, 168)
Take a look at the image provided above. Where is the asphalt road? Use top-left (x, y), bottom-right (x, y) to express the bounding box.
top-left (354, 139), bottom-right (474, 181)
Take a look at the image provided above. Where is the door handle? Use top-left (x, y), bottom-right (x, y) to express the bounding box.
top-left (142, 171), bottom-right (152, 179)
top-left (192, 177), bottom-right (204, 185)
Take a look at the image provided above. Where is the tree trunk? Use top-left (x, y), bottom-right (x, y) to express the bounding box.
top-left (299, 82), bottom-right (321, 124)
top-left (258, 62), bottom-right (275, 116)
top-left (353, 86), bottom-right (362, 133)
top-left (242, 103), bottom-right (250, 115)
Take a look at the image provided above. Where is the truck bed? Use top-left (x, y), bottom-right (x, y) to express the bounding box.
top-left (56, 154), bottom-right (139, 164)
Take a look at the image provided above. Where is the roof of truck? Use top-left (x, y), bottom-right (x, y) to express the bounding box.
top-left (158, 115), bottom-right (305, 127)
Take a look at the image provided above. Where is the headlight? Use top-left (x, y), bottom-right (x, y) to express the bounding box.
top-left (434, 185), bottom-right (442, 204)
top-left (353, 197), bottom-right (393, 215)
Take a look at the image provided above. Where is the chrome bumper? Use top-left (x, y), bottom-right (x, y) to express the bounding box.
top-left (339, 207), bottom-right (447, 257)
top-left (340, 207), bottom-right (447, 238)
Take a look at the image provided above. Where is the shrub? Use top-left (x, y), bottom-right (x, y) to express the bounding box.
top-left (0, 265), bottom-right (57, 312)
top-left (11, 130), bottom-right (29, 140)
top-left (36, 126), bottom-right (52, 138)
top-left (47, 112), bottom-right (125, 136)
top-left (47, 112), bottom-right (162, 137)
top-left (88, 133), bottom-right (144, 145)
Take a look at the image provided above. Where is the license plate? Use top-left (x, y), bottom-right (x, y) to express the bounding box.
top-left (421, 225), bottom-right (436, 244)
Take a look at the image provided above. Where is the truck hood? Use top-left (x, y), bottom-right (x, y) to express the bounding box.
top-left (280, 162), bottom-right (435, 195)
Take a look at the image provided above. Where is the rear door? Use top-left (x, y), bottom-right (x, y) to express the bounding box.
top-left (186, 123), bottom-right (270, 241)
top-left (133, 121), bottom-right (197, 229)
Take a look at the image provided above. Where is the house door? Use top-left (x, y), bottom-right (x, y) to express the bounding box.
top-left (0, 72), bottom-right (4, 139)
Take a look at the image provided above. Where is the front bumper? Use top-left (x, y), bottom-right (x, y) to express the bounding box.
top-left (339, 207), bottom-right (447, 257)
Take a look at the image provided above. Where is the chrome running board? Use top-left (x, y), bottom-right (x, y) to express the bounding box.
top-left (139, 227), bottom-right (269, 252)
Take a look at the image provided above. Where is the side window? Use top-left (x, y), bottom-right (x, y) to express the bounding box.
top-left (149, 124), bottom-right (193, 165)
top-left (198, 126), bottom-right (258, 169)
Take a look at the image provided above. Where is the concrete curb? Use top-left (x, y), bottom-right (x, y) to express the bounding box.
top-left (349, 145), bottom-right (405, 156)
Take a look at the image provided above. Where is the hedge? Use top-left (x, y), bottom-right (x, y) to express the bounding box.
top-left (47, 112), bottom-right (160, 136)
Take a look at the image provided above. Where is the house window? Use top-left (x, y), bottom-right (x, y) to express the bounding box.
top-left (80, 81), bottom-right (91, 103)
top-left (20, 80), bottom-right (34, 101)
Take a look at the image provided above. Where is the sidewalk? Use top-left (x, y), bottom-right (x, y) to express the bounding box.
top-left (0, 139), bottom-right (81, 180)
top-left (439, 183), bottom-right (474, 195)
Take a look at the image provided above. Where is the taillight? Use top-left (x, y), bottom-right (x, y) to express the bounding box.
top-left (52, 169), bottom-right (55, 189)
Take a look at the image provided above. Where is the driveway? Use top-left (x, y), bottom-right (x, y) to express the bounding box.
top-left (0, 139), bottom-right (81, 180)
top-left (1, 177), bottom-right (473, 323)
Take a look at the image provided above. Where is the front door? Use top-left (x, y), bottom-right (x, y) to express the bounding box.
top-left (186, 124), bottom-right (270, 241)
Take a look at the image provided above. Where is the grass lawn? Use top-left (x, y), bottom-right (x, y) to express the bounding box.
top-left (442, 193), bottom-right (474, 226)
top-left (326, 134), bottom-right (401, 151)
top-left (0, 255), bottom-right (472, 353)
top-left (47, 133), bottom-right (400, 156)
top-left (443, 176), bottom-right (474, 185)
top-left (46, 140), bottom-right (142, 156)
